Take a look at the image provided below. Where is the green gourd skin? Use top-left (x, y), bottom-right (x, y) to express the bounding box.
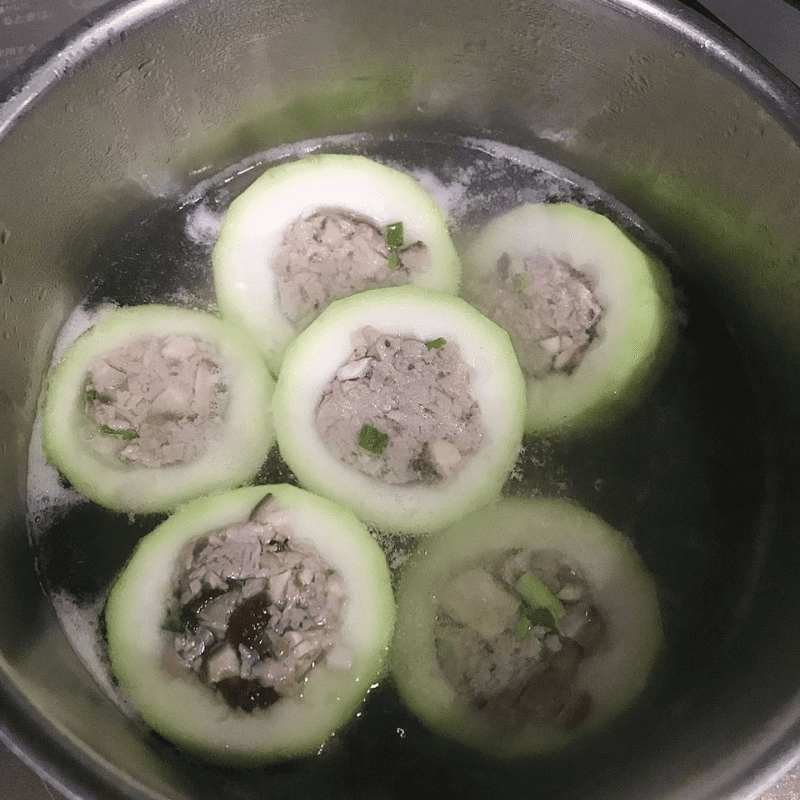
top-left (272, 285), bottom-right (527, 535)
top-left (105, 484), bottom-right (396, 766)
top-left (213, 153), bottom-right (461, 376)
top-left (41, 305), bottom-right (276, 515)
top-left (391, 497), bottom-right (663, 758)
top-left (463, 203), bottom-right (677, 435)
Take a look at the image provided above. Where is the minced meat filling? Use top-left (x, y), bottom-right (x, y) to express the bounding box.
top-left (272, 209), bottom-right (428, 328)
top-left (85, 334), bottom-right (228, 468)
top-left (315, 326), bottom-right (485, 485)
top-left (164, 494), bottom-right (347, 713)
top-left (434, 549), bottom-right (606, 732)
top-left (468, 251), bottom-right (603, 378)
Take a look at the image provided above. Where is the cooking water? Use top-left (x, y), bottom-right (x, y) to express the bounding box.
top-left (25, 133), bottom-right (767, 787)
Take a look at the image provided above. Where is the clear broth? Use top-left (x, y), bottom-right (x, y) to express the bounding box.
top-left (26, 133), bottom-right (767, 798)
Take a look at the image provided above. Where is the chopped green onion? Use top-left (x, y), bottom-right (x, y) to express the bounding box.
top-left (358, 424), bottom-right (389, 455)
top-left (386, 253), bottom-right (400, 271)
top-left (425, 337), bottom-right (447, 350)
top-left (516, 571), bottom-right (565, 620)
top-left (513, 611), bottom-right (532, 640)
top-left (526, 606), bottom-right (560, 631)
top-left (386, 221), bottom-right (404, 250)
top-left (100, 424), bottom-right (138, 441)
top-left (85, 386), bottom-right (98, 404)
top-left (513, 273), bottom-right (530, 292)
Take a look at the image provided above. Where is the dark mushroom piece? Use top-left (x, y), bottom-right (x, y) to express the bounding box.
top-left (105, 484), bottom-right (395, 766)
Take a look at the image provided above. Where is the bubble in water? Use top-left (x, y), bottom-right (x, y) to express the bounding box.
top-left (185, 203), bottom-right (222, 246)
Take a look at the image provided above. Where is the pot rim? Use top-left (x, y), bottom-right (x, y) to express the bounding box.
top-left (1, 0), bottom-right (799, 136)
top-left (2, 1), bottom-right (800, 799)
top-left (0, 671), bottom-right (135, 800)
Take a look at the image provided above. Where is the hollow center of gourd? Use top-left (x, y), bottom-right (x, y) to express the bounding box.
top-left (84, 334), bottom-right (229, 467)
top-left (468, 251), bottom-right (603, 378)
top-left (434, 548), bottom-right (606, 732)
top-left (163, 494), bottom-right (348, 712)
top-left (271, 209), bottom-right (428, 328)
top-left (315, 326), bottom-right (486, 485)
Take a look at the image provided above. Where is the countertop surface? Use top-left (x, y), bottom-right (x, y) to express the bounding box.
top-left (2, 0), bottom-right (800, 798)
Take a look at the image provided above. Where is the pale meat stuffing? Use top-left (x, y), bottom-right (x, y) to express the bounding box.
top-left (468, 251), bottom-right (603, 378)
top-left (272, 210), bottom-right (428, 328)
top-left (435, 549), bottom-right (607, 732)
top-left (315, 326), bottom-right (485, 485)
top-left (85, 334), bottom-right (229, 467)
top-left (163, 494), bottom-right (348, 712)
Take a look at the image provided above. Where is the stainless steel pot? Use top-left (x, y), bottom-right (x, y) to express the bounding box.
top-left (2, 1), bottom-right (800, 798)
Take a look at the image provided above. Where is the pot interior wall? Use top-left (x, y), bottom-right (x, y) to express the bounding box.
top-left (1, 0), bottom-right (800, 798)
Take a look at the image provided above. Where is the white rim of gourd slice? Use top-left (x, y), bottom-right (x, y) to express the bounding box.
top-left (41, 304), bottom-right (276, 514)
top-left (391, 496), bottom-right (664, 758)
top-left (105, 484), bottom-right (396, 766)
top-left (463, 203), bottom-right (676, 435)
top-left (273, 285), bottom-right (526, 535)
top-left (212, 153), bottom-right (461, 376)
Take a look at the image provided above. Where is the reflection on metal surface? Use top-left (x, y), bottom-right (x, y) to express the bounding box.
top-left (1, 0), bottom-right (800, 799)
top-left (700, 0), bottom-right (800, 86)
top-left (0, 1), bottom-right (77, 79)
top-left (1, 738), bottom-right (69, 800)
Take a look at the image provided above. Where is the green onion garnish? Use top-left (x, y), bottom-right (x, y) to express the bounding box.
top-left (513, 273), bottom-right (530, 292)
top-left (425, 337), bottom-right (447, 350)
top-left (358, 424), bottom-right (389, 455)
top-left (386, 253), bottom-right (400, 271)
top-left (513, 611), bottom-right (533, 640)
top-left (526, 606), bottom-right (560, 631)
top-left (100, 424), bottom-right (138, 441)
top-left (386, 221), bottom-right (404, 250)
top-left (516, 571), bottom-right (565, 630)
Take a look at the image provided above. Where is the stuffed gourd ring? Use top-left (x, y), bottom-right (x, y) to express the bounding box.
top-left (391, 497), bottom-right (663, 757)
top-left (462, 203), bottom-right (676, 434)
top-left (41, 304), bottom-right (275, 514)
top-left (105, 484), bottom-right (395, 765)
top-left (272, 286), bottom-right (526, 535)
top-left (213, 153), bottom-right (461, 375)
